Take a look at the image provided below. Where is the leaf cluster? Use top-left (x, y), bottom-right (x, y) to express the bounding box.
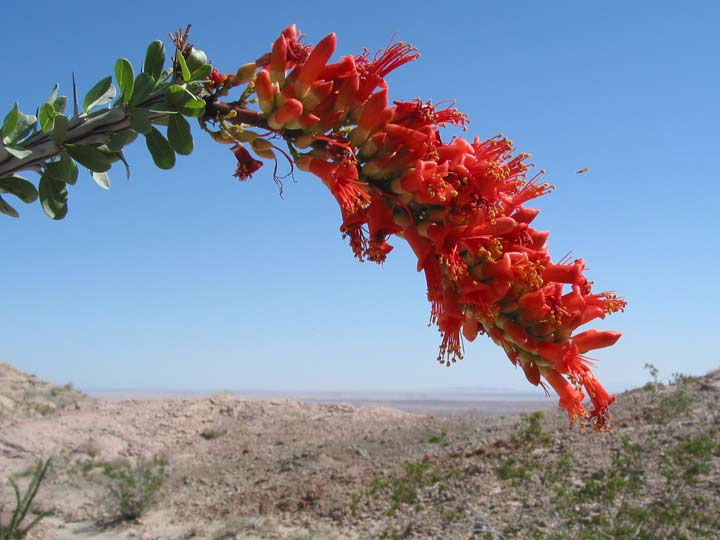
top-left (0, 37), bottom-right (212, 219)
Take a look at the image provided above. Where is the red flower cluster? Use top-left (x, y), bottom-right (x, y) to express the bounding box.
top-left (210, 26), bottom-right (626, 429)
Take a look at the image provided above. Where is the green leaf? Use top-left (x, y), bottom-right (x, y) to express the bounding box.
top-left (129, 73), bottom-right (156, 106)
top-left (115, 58), bottom-right (135, 102)
top-left (107, 129), bottom-right (138, 151)
top-left (145, 127), bottom-right (175, 169)
top-left (47, 83), bottom-right (60, 103)
top-left (4, 146), bottom-right (32, 159)
top-left (129, 108), bottom-right (152, 134)
top-left (176, 50), bottom-right (191, 82)
top-left (2, 104), bottom-right (36, 145)
top-left (91, 171), bottom-right (110, 190)
top-left (2, 103), bottom-right (19, 141)
top-left (189, 64), bottom-right (212, 82)
top-left (45, 152), bottom-right (78, 185)
top-left (83, 76), bottom-right (116, 113)
top-left (152, 116), bottom-right (170, 127)
top-left (65, 143), bottom-right (112, 172)
top-left (158, 67), bottom-right (174, 83)
top-left (48, 85), bottom-right (67, 114)
top-left (38, 172), bottom-right (69, 220)
top-left (51, 115), bottom-right (69, 144)
top-left (95, 146), bottom-right (122, 163)
top-left (147, 101), bottom-right (178, 114)
top-left (166, 84), bottom-right (205, 117)
top-left (39, 103), bottom-right (56, 133)
top-left (185, 48), bottom-right (208, 72)
top-left (0, 175), bottom-right (38, 203)
top-left (0, 196), bottom-right (19, 218)
top-left (143, 40), bottom-right (165, 80)
top-left (53, 95), bottom-right (67, 114)
top-left (181, 98), bottom-right (205, 118)
top-left (167, 114), bottom-right (193, 155)
top-left (165, 84), bottom-right (195, 107)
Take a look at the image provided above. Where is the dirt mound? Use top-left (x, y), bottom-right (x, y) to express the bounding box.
top-left (0, 361), bottom-right (94, 418)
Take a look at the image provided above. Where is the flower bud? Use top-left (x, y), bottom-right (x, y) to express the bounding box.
top-left (232, 63), bottom-right (257, 85)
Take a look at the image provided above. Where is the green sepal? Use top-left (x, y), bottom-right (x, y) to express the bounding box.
top-left (115, 58), bottom-right (135, 102)
top-left (167, 114), bottom-right (193, 155)
top-left (0, 174), bottom-right (39, 203)
top-left (65, 143), bottom-right (112, 173)
top-left (129, 108), bottom-right (152, 134)
top-left (51, 115), bottom-right (69, 144)
top-left (83, 76), bottom-right (116, 114)
top-left (107, 129), bottom-right (138, 151)
top-left (45, 151), bottom-right (79, 185)
top-left (144, 127), bottom-right (175, 169)
top-left (143, 41), bottom-right (165, 80)
top-left (38, 171), bottom-right (69, 220)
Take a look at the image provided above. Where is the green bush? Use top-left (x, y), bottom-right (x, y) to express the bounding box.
top-left (100, 455), bottom-right (168, 522)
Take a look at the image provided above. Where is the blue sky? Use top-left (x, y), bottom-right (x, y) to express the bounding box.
top-left (2, 1), bottom-right (719, 393)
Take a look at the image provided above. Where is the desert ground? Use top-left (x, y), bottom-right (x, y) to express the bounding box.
top-left (1, 360), bottom-right (718, 539)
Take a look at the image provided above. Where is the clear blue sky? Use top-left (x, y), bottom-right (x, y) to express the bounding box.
top-left (3, 1), bottom-right (718, 393)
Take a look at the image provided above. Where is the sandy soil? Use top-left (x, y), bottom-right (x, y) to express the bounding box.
top-left (1, 361), bottom-right (718, 540)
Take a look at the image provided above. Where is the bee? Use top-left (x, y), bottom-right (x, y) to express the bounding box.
top-left (576, 167), bottom-right (589, 175)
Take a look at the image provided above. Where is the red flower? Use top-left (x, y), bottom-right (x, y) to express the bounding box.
top-left (231, 144), bottom-right (263, 180)
top-left (212, 27), bottom-right (626, 430)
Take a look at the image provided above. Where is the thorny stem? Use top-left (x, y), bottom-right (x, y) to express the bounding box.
top-left (0, 94), bottom-right (167, 179)
top-left (0, 96), bottom-right (274, 181)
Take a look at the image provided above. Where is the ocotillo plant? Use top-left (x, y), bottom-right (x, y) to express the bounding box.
top-left (0, 25), bottom-right (625, 429)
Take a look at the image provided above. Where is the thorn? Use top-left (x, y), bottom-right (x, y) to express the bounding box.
top-left (118, 150), bottom-right (131, 180)
top-left (72, 73), bottom-right (79, 119)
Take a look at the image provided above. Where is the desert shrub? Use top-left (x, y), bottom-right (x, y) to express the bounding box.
top-left (426, 429), bottom-right (449, 446)
top-left (641, 367), bottom-right (696, 424)
top-left (0, 459), bottom-right (51, 540)
top-left (655, 388), bottom-right (694, 423)
top-left (532, 434), bottom-right (720, 540)
top-left (495, 412), bottom-right (553, 484)
top-left (100, 455), bottom-right (168, 522)
top-left (670, 372), bottom-right (697, 386)
top-left (370, 462), bottom-right (445, 516)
